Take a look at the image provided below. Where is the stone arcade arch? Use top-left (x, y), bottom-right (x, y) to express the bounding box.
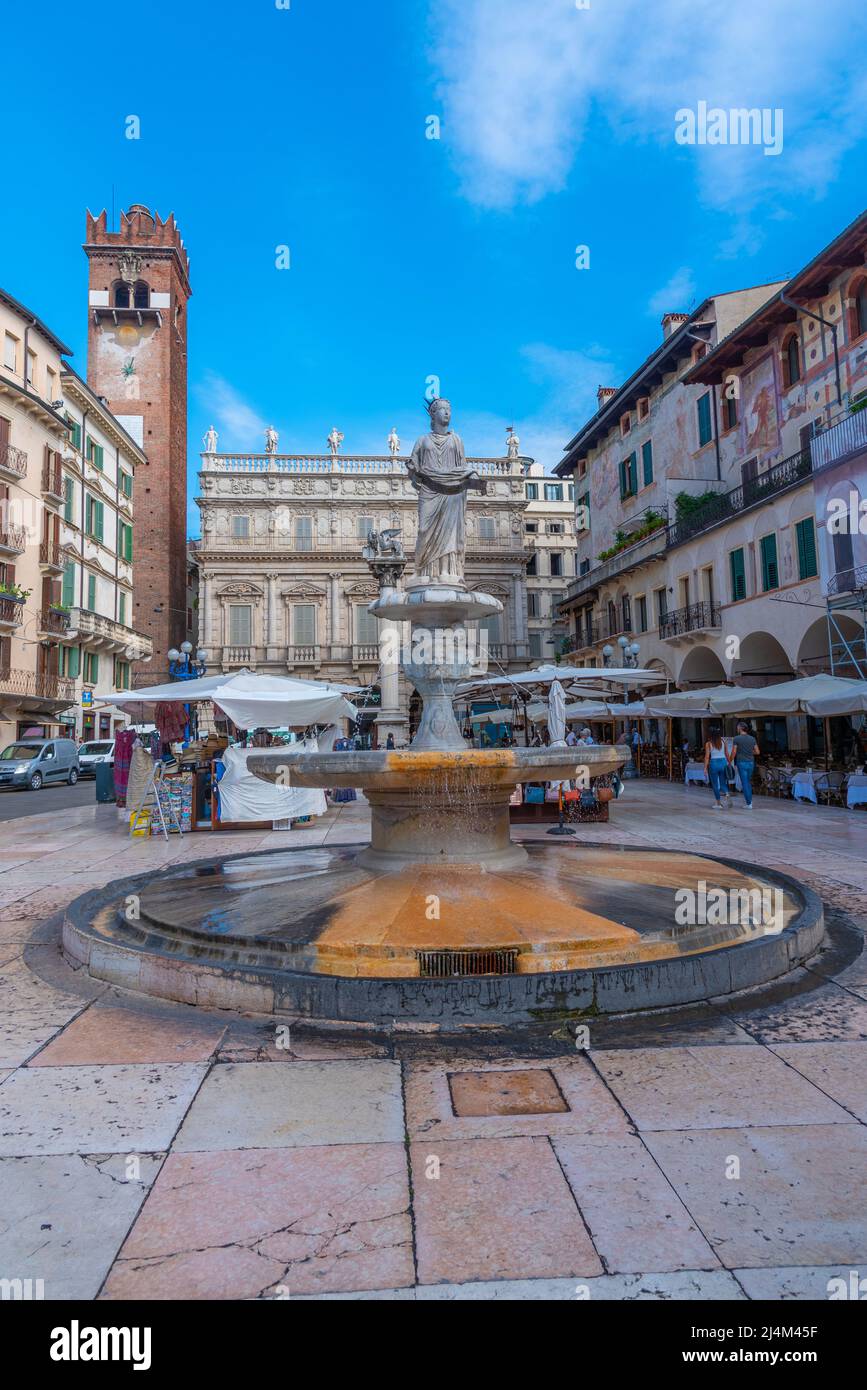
top-left (731, 631), bottom-right (794, 686)
top-left (677, 646), bottom-right (727, 687)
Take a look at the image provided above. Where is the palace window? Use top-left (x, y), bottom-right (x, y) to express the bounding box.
top-left (641, 439), bottom-right (653, 486)
top-left (478, 516), bottom-right (496, 540)
top-left (525, 482), bottom-right (538, 500)
top-left (231, 514), bottom-right (250, 539)
top-left (356, 515), bottom-right (375, 539)
top-left (292, 604), bottom-right (316, 645)
top-left (229, 605), bottom-right (252, 646)
top-left (355, 604), bottom-right (378, 644)
top-left (549, 551), bottom-right (563, 577)
top-left (294, 516), bottom-right (313, 551)
top-left (544, 482), bottom-right (563, 502)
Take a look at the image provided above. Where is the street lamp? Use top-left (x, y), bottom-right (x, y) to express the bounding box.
top-left (167, 643), bottom-right (209, 681)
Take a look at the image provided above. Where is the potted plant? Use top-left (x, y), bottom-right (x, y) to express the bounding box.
top-left (0, 582), bottom-right (30, 603)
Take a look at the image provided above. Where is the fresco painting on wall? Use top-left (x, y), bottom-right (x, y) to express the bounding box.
top-left (742, 353), bottom-right (781, 459)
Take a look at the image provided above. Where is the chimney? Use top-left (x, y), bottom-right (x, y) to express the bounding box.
top-left (597, 386), bottom-right (617, 410)
top-left (661, 312), bottom-right (689, 340)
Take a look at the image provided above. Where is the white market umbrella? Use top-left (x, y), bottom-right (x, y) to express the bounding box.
top-left (645, 676), bottom-right (867, 719)
top-left (95, 668), bottom-right (357, 728)
top-left (547, 679), bottom-right (567, 746)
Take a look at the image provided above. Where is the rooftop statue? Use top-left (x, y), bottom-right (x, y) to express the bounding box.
top-left (406, 398), bottom-right (487, 584)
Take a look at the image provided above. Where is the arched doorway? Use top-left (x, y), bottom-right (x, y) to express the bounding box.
top-left (677, 646), bottom-right (727, 688)
top-left (731, 631), bottom-right (794, 687)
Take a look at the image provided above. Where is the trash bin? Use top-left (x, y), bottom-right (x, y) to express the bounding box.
top-left (95, 762), bottom-right (116, 803)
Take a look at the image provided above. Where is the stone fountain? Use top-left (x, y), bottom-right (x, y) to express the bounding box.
top-left (247, 396), bottom-right (622, 872)
top-left (60, 401), bottom-right (824, 1025)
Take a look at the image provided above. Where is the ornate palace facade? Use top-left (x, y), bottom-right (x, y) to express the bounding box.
top-left (194, 445), bottom-right (537, 739)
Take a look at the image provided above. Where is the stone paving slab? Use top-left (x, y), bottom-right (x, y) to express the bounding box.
top-left (714, 975), bottom-right (867, 1043)
top-left (173, 1059), bottom-right (404, 1152)
top-left (642, 1124), bottom-right (867, 1268)
top-left (0, 1064), bottom-right (207, 1156)
top-left (32, 1002), bottom-right (227, 1067)
top-left (100, 1143), bottom-right (413, 1300)
top-left (296, 1269), bottom-right (746, 1300)
top-left (768, 1042), bottom-right (867, 1122)
top-left (734, 1265), bottom-right (867, 1300)
top-left (405, 1055), bottom-right (630, 1141)
top-left (0, 957), bottom-right (91, 1068)
top-left (411, 1136), bottom-right (603, 1285)
top-left (553, 1133), bottom-right (719, 1273)
top-left (591, 1045), bottom-right (856, 1130)
top-left (0, 1152), bottom-right (163, 1299)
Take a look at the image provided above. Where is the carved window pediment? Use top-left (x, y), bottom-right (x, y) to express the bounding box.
top-left (218, 582), bottom-right (264, 598)
top-left (283, 583), bottom-right (326, 599)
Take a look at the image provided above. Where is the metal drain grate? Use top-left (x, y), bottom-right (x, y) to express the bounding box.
top-left (417, 948), bottom-right (519, 978)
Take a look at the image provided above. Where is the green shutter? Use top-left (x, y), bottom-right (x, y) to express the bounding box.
top-left (729, 548), bottom-right (746, 601)
top-left (68, 646), bottom-right (80, 679)
top-left (698, 393), bottom-right (712, 447)
top-left (119, 592), bottom-right (127, 625)
top-left (62, 562), bottom-right (75, 607)
top-left (795, 517), bottom-right (817, 580)
top-left (95, 500), bottom-right (104, 541)
top-left (64, 476), bottom-right (74, 521)
top-left (642, 439), bottom-right (653, 486)
top-left (628, 453), bottom-right (637, 494)
top-left (760, 533), bottom-right (779, 591)
top-left (87, 573), bottom-right (96, 610)
top-left (123, 523), bottom-right (132, 561)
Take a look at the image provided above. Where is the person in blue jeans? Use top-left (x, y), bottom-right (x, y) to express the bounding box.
top-left (732, 720), bottom-right (760, 809)
top-left (703, 727), bottom-right (732, 808)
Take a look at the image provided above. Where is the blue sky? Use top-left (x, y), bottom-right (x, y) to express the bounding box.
top-left (2, 0), bottom-right (866, 537)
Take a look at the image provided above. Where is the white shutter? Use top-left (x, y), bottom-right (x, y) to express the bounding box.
top-left (228, 605), bottom-right (252, 645)
top-left (355, 603), bottom-right (378, 644)
top-left (293, 604), bottom-right (316, 644)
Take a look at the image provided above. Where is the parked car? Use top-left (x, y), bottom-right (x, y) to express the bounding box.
top-left (0, 738), bottom-right (80, 790)
top-left (77, 740), bottom-right (115, 779)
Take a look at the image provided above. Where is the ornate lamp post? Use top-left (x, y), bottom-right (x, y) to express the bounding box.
top-left (167, 641), bottom-right (208, 681)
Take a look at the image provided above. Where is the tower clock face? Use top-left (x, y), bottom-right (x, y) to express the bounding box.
top-left (117, 323), bottom-right (141, 348)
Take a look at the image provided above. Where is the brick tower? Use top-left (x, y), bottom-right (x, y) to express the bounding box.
top-left (83, 204), bottom-right (191, 678)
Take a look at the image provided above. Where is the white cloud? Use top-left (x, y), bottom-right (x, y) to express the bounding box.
top-left (194, 371), bottom-right (266, 450)
top-left (429, 0), bottom-right (867, 221)
top-left (647, 267), bottom-right (696, 317)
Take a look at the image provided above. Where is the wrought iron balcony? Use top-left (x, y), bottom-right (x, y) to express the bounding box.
top-left (39, 540), bottom-right (65, 570)
top-left (660, 601), bottom-right (721, 639)
top-left (0, 597), bottom-right (25, 628)
top-left (666, 448), bottom-right (812, 550)
top-left (826, 565), bottom-right (867, 597)
top-left (0, 667), bottom-right (77, 703)
top-left (0, 441), bottom-right (27, 479)
top-left (811, 408), bottom-right (867, 473)
top-left (0, 525), bottom-right (28, 555)
top-left (38, 606), bottom-right (71, 636)
top-left (41, 458), bottom-right (64, 502)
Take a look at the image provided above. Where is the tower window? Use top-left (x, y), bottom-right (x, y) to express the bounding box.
top-left (113, 282), bottom-right (131, 307)
top-left (133, 282), bottom-right (150, 309)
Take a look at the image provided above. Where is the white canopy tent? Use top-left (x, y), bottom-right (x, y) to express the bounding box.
top-left (525, 698), bottom-right (647, 724)
top-left (457, 665), bottom-right (658, 698)
top-left (94, 668), bottom-right (358, 729)
top-left (645, 675), bottom-right (867, 719)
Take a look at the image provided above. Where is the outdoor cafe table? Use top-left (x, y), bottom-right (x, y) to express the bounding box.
top-left (684, 761), bottom-right (708, 786)
top-left (790, 768), bottom-right (818, 804)
top-left (847, 773), bottom-right (867, 809)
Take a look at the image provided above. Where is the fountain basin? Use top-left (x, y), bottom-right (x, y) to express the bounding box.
top-left (248, 745), bottom-right (622, 870)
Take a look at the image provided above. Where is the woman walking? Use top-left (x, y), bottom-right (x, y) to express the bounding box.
top-left (703, 726), bottom-right (733, 809)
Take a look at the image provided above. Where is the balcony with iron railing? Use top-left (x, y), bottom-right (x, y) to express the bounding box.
top-left (0, 524), bottom-right (28, 556)
top-left (0, 668), bottom-right (76, 703)
top-left (0, 442), bottom-right (27, 480)
top-left (39, 540), bottom-right (65, 571)
top-left (811, 406), bottom-right (867, 473)
top-left (0, 597), bottom-right (25, 629)
top-left (666, 447), bottom-right (812, 550)
top-left (826, 565), bottom-right (867, 597)
top-left (38, 606), bottom-right (71, 637)
top-left (41, 457), bottom-right (64, 503)
top-left (659, 601), bottom-right (721, 640)
top-left (564, 521), bottom-right (668, 604)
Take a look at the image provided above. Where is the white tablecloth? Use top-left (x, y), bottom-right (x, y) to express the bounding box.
top-left (791, 769), bottom-right (817, 804)
top-left (684, 762), bottom-right (708, 785)
top-left (847, 774), bottom-right (867, 809)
